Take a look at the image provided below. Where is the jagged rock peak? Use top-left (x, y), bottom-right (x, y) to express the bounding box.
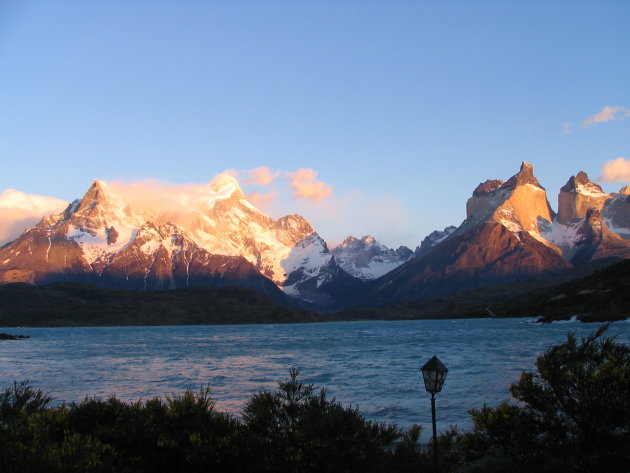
top-left (560, 171), bottom-right (605, 195)
top-left (276, 214), bottom-right (315, 234)
top-left (75, 180), bottom-right (129, 215)
top-left (619, 185), bottom-right (630, 195)
top-left (464, 162), bottom-right (553, 235)
top-left (473, 179), bottom-right (504, 196)
top-left (416, 226), bottom-right (457, 255)
top-left (339, 236), bottom-right (359, 246)
top-left (585, 207), bottom-right (601, 222)
top-left (337, 235), bottom-right (378, 249)
top-left (330, 234), bottom-right (412, 280)
top-left (501, 161), bottom-right (543, 190)
top-left (80, 180), bottom-right (110, 202)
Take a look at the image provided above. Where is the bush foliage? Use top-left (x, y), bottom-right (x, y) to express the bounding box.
top-left (453, 325), bottom-right (630, 473)
top-left (0, 371), bottom-right (426, 473)
top-left (1, 327), bottom-right (628, 472)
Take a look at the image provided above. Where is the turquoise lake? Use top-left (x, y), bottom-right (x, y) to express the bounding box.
top-left (2, 318), bottom-right (629, 437)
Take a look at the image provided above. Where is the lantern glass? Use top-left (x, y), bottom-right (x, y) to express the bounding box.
top-left (420, 355), bottom-right (448, 394)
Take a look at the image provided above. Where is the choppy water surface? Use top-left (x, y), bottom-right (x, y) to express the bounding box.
top-left (2, 318), bottom-right (629, 436)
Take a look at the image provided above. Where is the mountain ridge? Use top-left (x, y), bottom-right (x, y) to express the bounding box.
top-left (2, 163), bottom-right (630, 315)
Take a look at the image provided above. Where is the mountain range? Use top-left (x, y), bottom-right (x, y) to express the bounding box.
top-left (2, 162), bottom-right (630, 314)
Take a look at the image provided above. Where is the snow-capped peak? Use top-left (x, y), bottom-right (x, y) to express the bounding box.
top-left (338, 236), bottom-right (358, 247)
top-left (70, 180), bottom-right (142, 227)
top-left (331, 235), bottom-right (412, 280)
top-left (208, 174), bottom-right (242, 198)
top-left (561, 171), bottom-right (607, 198)
top-left (195, 174), bottom-right (247, 211)
top-left (362, 235), bottom-right (376, 245)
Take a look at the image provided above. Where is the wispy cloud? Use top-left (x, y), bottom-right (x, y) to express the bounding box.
top-left (287, 188), bottom-right (417, 249)
top-left (286, 168), bottom-right (333, 203)
top-left (247, 190), bottom-right (277, 206)
top-left (599, 157), bottom-right (630, 182)
top-left (582, 106), bottom-right (630, 128)
top-left (242, 166), bottom-right (280, 186)
top-left (562, 122), bottom-right (572, 134)
top-left (222, 166), bottom-right (280, 187)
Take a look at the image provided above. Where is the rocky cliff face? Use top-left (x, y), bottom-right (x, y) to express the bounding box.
top-left (540, 175), bottom-right (630, 263)
top-left (415, 226), bottom-right (457, 256)
top-left (557, 172), bottom-right (610, 225)
top-left (361, 222), bottom-right (570, 306)
top-left (602, 193), bottom-right (630, 239)
top-left (570, 208), bottom-right (630, 265)
top-left (462, 162), bottom-right (554, 236)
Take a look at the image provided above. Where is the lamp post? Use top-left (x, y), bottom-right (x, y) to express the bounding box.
top-left (420, 355), bottom-right (448, 473)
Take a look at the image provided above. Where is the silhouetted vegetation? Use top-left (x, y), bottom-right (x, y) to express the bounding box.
top-left (0, 371), bottom-right (429, 473)
top-left (1, 328), bottom-right (628, 472)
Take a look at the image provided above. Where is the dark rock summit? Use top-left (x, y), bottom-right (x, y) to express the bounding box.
top-left (473, 179), bottom-right (504, 196)
top-left (557, 171), bottom-right (610, 225)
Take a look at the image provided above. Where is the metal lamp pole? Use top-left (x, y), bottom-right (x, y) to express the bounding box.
top-left (420, 355), bottom-right (448, 473)
top-left (430, 391), bottom-right (438, 470)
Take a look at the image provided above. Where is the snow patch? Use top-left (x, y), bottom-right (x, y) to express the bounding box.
top-left (66, 224), bottom-right (137, 264)
top-left (240, 199), bottom-right (261, 213)
top-left (576, 183), bottom-right (608, 198)
top-left (497, 209), bottom-right (523, 233)
top-left (540, 220), bottom-right (581, 247)
top-left (280, 234), bottom-right (331, 281)
top-left (603, 217), bottom-right (630, 236)
top-left (525, 183), bottom-right (544, 192)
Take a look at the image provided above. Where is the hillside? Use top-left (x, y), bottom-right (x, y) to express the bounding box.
top-left (331, 258), bottom-right (625, 321)
top-left (494, 258), bottom-right (630, 321)
top-left (0, 282), bottom-right (320, 327)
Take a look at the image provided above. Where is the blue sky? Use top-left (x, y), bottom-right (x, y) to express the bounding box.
top-left (1, 1), bottom-right (629, 248)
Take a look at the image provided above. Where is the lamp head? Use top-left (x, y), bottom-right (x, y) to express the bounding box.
top-left (420, 355), bottom-right (448, 394)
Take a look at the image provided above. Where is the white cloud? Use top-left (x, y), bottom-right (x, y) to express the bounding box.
top-left (582, 106), bottom-right (630, 128)
top-left (0, 189), bottom-right (68, 245)
top-left (599, 157), bottom-right (630, 182)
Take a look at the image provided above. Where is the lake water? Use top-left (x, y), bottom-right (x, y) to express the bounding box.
top-left (2, 318), bottom-right (629, 437)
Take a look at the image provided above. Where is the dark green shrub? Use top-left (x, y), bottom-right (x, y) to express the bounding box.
top-left (457, 326), bottom-right (630, 473)
top-left (0, 381), bottom-right (52, 424)
top-left (66, 387), bottom-right (240, 473)
top-left (0, 383), bottom-right (110, 473)
top-left (241, 368), bottom-right (405, 473)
